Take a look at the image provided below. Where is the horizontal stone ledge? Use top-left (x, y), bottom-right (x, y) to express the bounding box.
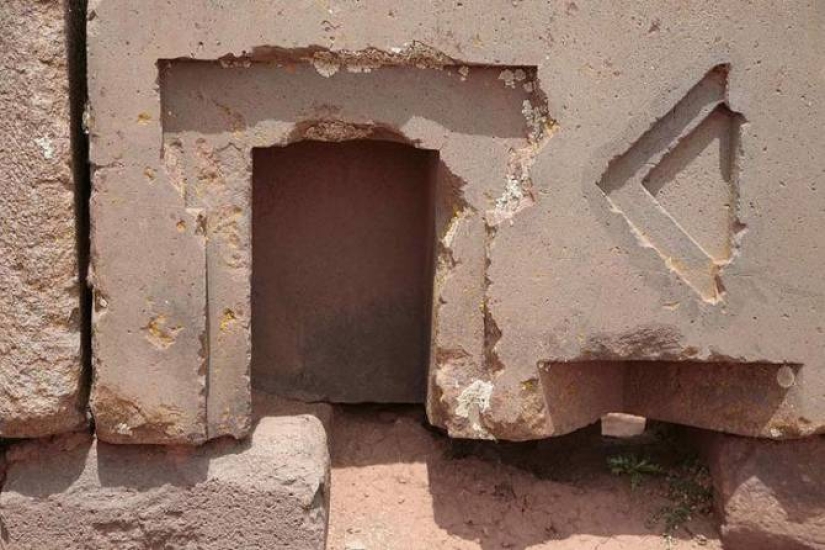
top-left (0, 413), bottom-right (330, 550)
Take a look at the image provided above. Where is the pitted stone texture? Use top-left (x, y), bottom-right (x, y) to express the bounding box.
top-left (706, 434), bottom-right (825, 550)
top-left (0, 415), bottom-right (329, 550)
top-left (0, 0), bottom-right (85, 437)
top-left (89, 0), bottom-right (825, 442)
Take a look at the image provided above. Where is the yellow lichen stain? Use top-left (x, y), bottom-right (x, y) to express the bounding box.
top-left (137, 112), bottom-right (152, 125)
top-left (212, 206), bottom-right (249, 267)
top-left (521, 378), bottom-right (539, 392)
top-left (220, 309), bottom-right (237, 332)
top-left (176, 220), bottom-right (186, 233)
top-left (144, 167), bottom-right (156, 183)
top-left (143, 315), bottom-right (183, 350)
top-left (682, 346), bottom-right (699, 357)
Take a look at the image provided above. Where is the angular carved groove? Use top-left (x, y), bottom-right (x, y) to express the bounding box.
top-left (597, 65), bottom-right (745, 303)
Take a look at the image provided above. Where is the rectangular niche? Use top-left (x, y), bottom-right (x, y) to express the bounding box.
top-left (252, 139), bottom-right (438, 403)
top-left (155, 55), bottom-right (537, 440)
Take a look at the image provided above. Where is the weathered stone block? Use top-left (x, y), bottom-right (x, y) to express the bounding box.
top-left (88, 0), bottom-right (825, 442)
top-left (705, 433), bottom-right (825, 549)
top-left (0, 414), bottom-right (329, 550)
top-left (0, 0), bottom-right (85, 437)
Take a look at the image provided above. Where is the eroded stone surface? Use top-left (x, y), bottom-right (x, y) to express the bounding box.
top-left (88, 0), bottom-right (825, 442)
top-left (705, 433), bottom-right (825, 549)
top-left (0, 415), bottom-right (329, 550)
top-left (0, 0), bottom-right (85, 437)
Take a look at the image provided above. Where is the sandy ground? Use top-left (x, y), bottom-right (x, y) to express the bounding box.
top-left (327, 406), bottom-right (721, 550)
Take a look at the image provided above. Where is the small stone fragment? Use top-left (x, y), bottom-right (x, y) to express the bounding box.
top-left (499, 69), bottom-right (516, 88)
top-left (601, 413), bottom-right (647, 438)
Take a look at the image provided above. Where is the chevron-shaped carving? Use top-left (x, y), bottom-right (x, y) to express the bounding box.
top-left (598, 65), bottom-right (744, 303)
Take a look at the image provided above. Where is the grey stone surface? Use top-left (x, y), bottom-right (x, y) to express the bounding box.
top-left (0, 0), bottom-right (85, 437)
top-left (0, 414), bottom-right (329, 550)
top-left (706, 433), bottom-right (825, 549)
top-left (88, 0), bottom-right (825, 442)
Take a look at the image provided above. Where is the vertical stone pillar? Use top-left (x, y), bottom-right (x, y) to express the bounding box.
top-left (0, 0), bottom-right (86, 437)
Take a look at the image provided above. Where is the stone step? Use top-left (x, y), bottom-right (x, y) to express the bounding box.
top-left (0, 414), bottom-right (329, 550)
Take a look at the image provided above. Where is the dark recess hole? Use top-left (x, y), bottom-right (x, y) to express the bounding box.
top-left (66, 0), bottom-right (93, 416)
top-left (252, 139), bottom-right (437, 403)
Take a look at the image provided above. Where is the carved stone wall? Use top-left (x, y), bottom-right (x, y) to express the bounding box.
top-left (84, 0), bottom-right (825, 444)
top-left (2, 3), bottom-right (825, 549)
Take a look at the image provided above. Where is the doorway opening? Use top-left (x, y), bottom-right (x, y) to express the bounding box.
top-left (252, 139), bottom-right (438, 403)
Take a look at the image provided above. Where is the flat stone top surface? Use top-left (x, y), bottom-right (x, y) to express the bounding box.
top-left (0, 414), bottom-right (329, 549)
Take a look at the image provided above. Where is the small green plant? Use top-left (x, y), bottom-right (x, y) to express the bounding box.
top-left (657, 503), bottom-right (693, 533)
top-left (646, 455), bottom-right (714, 538)
top-left (607, 453), bottom-right (664, 489)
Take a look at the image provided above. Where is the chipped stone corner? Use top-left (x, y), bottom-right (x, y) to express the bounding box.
top-left (429, 348), bottom-right (495, 440)
top-left (454, 379), bottom-right (495, 438)
top-left (216, 41), bottom-right (459, 79)
top-left (486, 72), bottom-right (558, 228)
top-left (91, 383), bottom-right (200, 445)
top-left (309, 41), bottom-right (458, 75)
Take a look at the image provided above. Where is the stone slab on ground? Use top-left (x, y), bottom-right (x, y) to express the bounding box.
top-left (601, 413), bottom-right (647, 438)
top-left (0, 0), bottom-right (85, 437)
top-left (705, 433), bottom-right (825, 550)
top-left (252, 389), bottom-right (334, 433)
top-left (0, 415), bottom-right (329, 550)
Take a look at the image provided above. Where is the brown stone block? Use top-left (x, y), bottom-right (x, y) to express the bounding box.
top-left (87, 1), bottom-right (825, 442)
top-left (0, 414), bottom-right (329, 549)
top-left (0, 0), bottom-right (86, 437)
top-left (704, 433), bottom-right (825, 549)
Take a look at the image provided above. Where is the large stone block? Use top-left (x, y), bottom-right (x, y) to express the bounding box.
top-left (88, 0), bottom-right (825, 442)
top-left (0, 414), bottom-right (329, 550)
top-left (0, 0), bottom-right (86, 437)
top-left (705, 433), bottom-right (825, 549)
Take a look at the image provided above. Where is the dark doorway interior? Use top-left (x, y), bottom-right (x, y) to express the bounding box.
top-left (252, 139), bottom-right (437, 403)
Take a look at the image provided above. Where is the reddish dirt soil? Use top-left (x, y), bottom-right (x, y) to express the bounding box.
top-left (327, 407), bottom-right (721, 550)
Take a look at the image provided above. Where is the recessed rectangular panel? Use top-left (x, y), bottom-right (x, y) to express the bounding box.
top-left (252, 139), bottom-right (437, 403)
